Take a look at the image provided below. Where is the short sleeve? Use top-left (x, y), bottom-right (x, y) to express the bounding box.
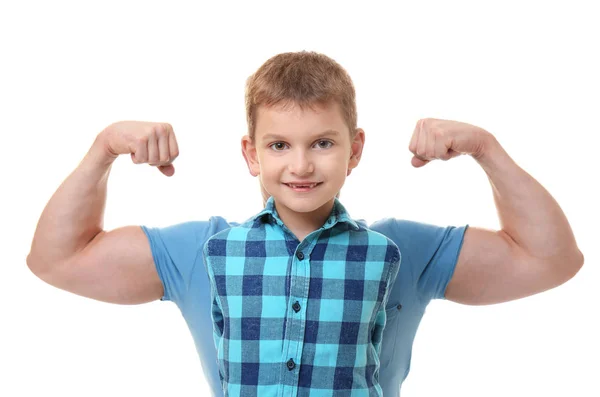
top-left (369, 218), bottom-right (468, 302)
top-left (140, 216), bottom-right (233, 308)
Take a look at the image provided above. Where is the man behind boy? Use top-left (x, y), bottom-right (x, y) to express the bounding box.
top-left (27, 51), bottom-right (584, 396)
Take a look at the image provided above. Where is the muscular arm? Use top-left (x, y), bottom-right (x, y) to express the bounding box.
top-left (445, 133), bottom-right (584, 305)
top-left (26, 122), bottom-right (177, 304)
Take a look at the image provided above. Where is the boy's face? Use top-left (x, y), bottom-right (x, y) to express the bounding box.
top-left (241, 102), bottom-right (364, 217)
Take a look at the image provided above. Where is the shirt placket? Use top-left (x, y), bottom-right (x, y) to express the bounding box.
top-left (278, 235), bottom-right (317, 397)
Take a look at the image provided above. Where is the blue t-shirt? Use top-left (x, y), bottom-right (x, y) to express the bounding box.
top-left (142, 216), bottom-right (467, 397)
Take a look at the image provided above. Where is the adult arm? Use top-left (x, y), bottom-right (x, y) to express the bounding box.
top-left (26, 121), bottom-right (179, 304)
top-left (408, 118), bottom-right (584, 305)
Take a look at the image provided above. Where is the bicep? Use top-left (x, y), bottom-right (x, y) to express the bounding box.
top-left (444, 227), bottom-right (568, 305)
top-left (35, 226), bottom-right (163, 305)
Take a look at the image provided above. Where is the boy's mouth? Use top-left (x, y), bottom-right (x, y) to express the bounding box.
top-left (284, 182), bottom-right (322, 191)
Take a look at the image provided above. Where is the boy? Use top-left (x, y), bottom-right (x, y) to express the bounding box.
top-left (27, 51), bottom-right (583, 396)
top-left (203, 51), bottom-right (401, 396)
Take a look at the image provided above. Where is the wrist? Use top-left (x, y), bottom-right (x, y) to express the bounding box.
top-left (88, 130), bottom-right (118, 168)
top-left (474, 132), bottom-right (513, 174)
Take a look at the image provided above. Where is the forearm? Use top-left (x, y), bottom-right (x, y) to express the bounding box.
top-left (475, 133), bottom-right (583, 267)
top-left (27, 132), bottom-right (116, 273)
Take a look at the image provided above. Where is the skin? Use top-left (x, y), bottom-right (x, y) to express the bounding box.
top-left (26, 121), bottom-right (178, 304)
top-left (412, 118), bottom-right (585, 304)
top-left (27, 112), bottom-right (583, 307)
top-left (241, 102), bottom-right (364, 241)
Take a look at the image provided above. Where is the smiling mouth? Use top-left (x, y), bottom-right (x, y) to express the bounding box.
top-left (284, 182), bottom-right (322, 190)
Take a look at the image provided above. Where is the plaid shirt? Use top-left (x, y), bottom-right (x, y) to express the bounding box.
top-left (203, 197), bottom-right (400, 396)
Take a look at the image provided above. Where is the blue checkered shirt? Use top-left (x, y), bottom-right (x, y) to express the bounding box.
top-left (203, 197), bottom-right (401, 396)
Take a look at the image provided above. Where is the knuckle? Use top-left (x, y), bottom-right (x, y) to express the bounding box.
top-left (154, 123), bottom-right (171, 136)
top-left (148, 126), bottom-right (159, 138)
top-left (156, 126), bottom-right (169, 139)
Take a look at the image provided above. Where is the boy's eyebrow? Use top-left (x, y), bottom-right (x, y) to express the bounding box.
top-left (261, 129), bottom-right (340, 141)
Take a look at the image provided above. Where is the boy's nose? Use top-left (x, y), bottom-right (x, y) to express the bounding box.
top-left (288, 151), bottom-right (314, 176)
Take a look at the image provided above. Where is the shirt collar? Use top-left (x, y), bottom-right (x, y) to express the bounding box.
top-left (253, 196), bottom-right (360, 231)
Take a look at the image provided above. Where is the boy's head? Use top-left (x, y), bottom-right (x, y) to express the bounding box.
top-left (241, 51), bottom-right (365, 216)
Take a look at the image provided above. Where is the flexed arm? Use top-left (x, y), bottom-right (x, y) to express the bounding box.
top-left (27, 121), bottom-right (179, 304)
top-left (408, 118), bottom-right (584, 305)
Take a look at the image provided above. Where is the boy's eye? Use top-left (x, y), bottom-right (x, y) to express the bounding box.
top-left (315, 140), bottom-right (333, 149)
top-left (270, 142), bottom-right (288, 151)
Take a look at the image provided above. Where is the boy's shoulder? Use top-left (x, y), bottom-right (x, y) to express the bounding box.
top-left (204, 213), bottom-right (267, 241)
top-left (202, 211), bottom-right (272, 258)
top-left (353, 222), bottom-right (401, 266)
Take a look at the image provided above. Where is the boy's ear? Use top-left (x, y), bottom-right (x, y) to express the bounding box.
top-left (347, 128), bottom-right (365, 176)
top-left (241, 135), bottom-right (260, 177)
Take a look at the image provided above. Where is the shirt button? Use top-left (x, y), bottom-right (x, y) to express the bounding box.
top-left (292, 301), bottom-right (301, 313)
top-left (296, 251), bottom-right (304, 260)
top-left (397, 304), bottom-right (403, 311)
top-left (286, 358), bottom-right (296, 370)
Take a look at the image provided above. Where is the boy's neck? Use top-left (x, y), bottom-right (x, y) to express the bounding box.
top-left (274, 199), bottom-right (335, 242)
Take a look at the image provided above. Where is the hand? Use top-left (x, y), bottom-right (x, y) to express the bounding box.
top-left (408, 118), bottom-right (491, 168)
top-left (100, 121), bottom-right (180, 176)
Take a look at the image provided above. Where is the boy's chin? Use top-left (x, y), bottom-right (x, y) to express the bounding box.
top-left (274, 194), bottom-right (336, 214)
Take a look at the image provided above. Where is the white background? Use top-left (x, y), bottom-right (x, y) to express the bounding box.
top-left (1, 1), bottom-right (598, 396)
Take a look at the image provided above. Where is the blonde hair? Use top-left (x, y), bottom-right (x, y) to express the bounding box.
top-left (245, 51), bottom-right (357, 141)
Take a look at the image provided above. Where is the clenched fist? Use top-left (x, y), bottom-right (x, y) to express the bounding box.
top-left (100, 121), bottom-right (180, 176)
top-left (408, 118), bottom-right (492, 168)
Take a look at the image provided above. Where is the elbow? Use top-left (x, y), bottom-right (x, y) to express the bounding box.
top-left (26, 252), bottom-right (40, 274)
top-left (571, 249), bottom-right (585, 277)
top-left (26, 251), bottom-right (51, 280)
top-left (559, 249), bottom-right (584, 284)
